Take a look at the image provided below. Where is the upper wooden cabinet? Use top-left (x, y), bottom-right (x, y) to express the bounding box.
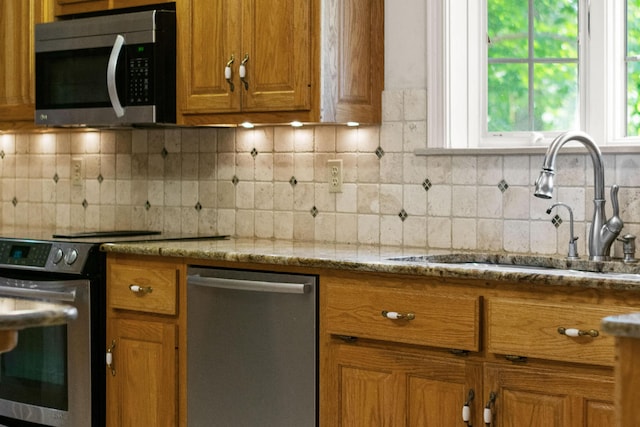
top-left (54, 0), bottom-right (167, 16)
top-left (178, 0), bottom-right (384, 125)
top-left (0, 1), bottom-right (53, 129)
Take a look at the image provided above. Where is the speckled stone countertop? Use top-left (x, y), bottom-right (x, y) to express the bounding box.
top-left (101, 238), bottom-right (640, 292)
top-left (602, 313), bottom-right (640, 338)
top-left (0, 298), bottom-right (77, 330)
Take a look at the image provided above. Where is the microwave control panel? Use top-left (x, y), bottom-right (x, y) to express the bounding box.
top-left (126, 44), bottom-right (154, 106)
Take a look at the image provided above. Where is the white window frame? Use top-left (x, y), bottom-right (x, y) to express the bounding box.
top-left (425, 0), bottom-right (638, 150)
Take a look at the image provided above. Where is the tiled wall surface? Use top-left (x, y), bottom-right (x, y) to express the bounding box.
top-left (2, 88), bottom-right (640, 257)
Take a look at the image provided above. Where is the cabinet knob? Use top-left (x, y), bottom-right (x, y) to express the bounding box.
top-left (381, 310), bottom-right (415, 320)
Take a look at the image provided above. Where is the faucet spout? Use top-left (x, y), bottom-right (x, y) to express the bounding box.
top-left (533, 131), bottom-right (623, 261)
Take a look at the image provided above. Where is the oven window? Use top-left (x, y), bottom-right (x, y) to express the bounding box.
top-left (0, 325), bottom-right (68, 410)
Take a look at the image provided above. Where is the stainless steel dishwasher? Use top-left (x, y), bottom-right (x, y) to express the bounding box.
top-left (187, 266), bottom-right (317, 426)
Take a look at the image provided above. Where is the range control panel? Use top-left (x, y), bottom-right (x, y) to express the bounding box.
top-left (0, 239), bottom-right (94, 274)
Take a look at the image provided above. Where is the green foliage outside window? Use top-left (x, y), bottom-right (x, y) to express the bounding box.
top-left (487, 0), bottom-right (579, 133)
top-left (627, 0), bottom-right (640, 136)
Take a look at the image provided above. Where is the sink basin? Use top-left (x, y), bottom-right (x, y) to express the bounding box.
top-left (387, 253), bottom-right (640, 277)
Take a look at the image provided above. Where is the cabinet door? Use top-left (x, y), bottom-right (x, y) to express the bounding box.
top-left (484, 363), bottom-right (614, 427)
top-left (240, 0), bottom-right (312, 112)
top-left (178, 0), bottom-right (242, 113)
top-left (107, 318), bottom-right (177, 427)
top-left (323, 340), bottom-right (483, 427)
top-left (0, 1), bottom-right (52, 124)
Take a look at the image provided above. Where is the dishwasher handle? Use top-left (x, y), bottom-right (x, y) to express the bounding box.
top-left (187, 274), bottom-right (310, 294)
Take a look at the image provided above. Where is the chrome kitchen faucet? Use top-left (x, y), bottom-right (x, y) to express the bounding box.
top-left (534, 131), bottom-right (623, 261)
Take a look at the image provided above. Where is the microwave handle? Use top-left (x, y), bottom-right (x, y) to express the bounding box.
top-left (107, 35), bottom-right (126, 118)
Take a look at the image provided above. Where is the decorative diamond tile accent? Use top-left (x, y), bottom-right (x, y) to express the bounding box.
top-left (161, 147), bottom-right (169, 158)
top-left (310, 206), bottom-right (319, 217)
top-left (289, 176), bottom-right (298, 187)
top-left (398, 209), bottom-right (408, 222)
top-left (97, 174), bottom-right (104, 184)
top-left (498, 179), bottom-right (509, 193)
top-left (375, 146), bottom-right (385, 159)
top-left (195, 202), bottom-right (202, 211)
top-left (422, 178), bottom-right (432, 192)
top-left (145, 200), bottom-right (151, 210)
top-left (551, 214), bottom-right (563, 228)
top-left (53, 173), bottom-right (59, 183)
top-left (82, 199), bottom-right (88, 209)
top-left (11, 197), bottom-right (17, 207)
top-left (251, 148), bottom-right (258, 158)
top-left (232, 175), bottom-right (240, 185)
top-left (0, 150), bottom-right (5, 159)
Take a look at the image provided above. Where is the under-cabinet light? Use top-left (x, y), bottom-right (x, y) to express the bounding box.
top-left (240, 122), bottom-right (254, 129)
top-left (346, 121), bottom-right (360, 127)
top-left (290, 121), bottom-right (303, 128)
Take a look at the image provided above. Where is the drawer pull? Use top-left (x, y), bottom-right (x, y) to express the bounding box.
top-left (381, 310), bottom-right (415, 320)
top-left (129, 284), bottom-right (153, 294)
top-left (557, 327), bottom-right (599, 338)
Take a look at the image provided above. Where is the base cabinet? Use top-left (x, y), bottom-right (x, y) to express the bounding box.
top-left (320, 270), bottom-right (621, 427)
top-left (106, 255), bottom-right (184, 427)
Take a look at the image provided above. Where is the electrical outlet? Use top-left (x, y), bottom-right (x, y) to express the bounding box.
top-left (71, 158), bottom-right (83, 187)
top-left (327, 159), bottom-right (343, 193)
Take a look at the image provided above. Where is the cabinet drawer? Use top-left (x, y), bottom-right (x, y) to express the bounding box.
top-left (487, 298), bottom-right (635, 366)
top-left (325, 282), bottom-right (480, 351)
top-left (108, 264), bottom-right (178, 315)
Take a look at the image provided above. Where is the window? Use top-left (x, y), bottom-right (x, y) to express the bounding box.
top-left (426, 0), bottom-right (637, 149)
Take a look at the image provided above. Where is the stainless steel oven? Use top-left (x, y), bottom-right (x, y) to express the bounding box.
top-left (0, 239), bottom-right (105, 427)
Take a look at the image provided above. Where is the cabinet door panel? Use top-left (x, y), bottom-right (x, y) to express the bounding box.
top-left (326, 341), bottom-right (483, 427)
top-left (107, 318), bottom-right (177, 427)
top-left (485, 363), bottom-right (614, 427)
top-left (179, 0), bottom-right (242, 113)
top-left (0, 1), bottom-right (52, 123)
top-left (242, 0), bottom-right (311, 111)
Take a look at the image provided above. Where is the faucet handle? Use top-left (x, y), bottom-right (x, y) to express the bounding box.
top-left (607, 185), bottom-right (624, 235)
top-left (611, 184), bottom-right (620, 218)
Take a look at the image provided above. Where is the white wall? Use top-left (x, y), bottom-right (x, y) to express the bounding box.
top-left (384, 0), bottom-right (427, 89)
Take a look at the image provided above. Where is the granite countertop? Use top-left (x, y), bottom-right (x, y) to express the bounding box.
top-left (0, 298), bottom-right (78, 353)
top-left (602, 313), bottom-right (640, 339)
top-left (101, 238), bottom-right (640, 292)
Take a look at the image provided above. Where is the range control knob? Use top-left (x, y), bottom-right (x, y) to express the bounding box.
top-left (52, 248), bottom-right (64, 264)
top-left (65, 249), bottom-right (78, 265)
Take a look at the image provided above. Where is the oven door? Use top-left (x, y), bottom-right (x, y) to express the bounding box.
top-left (0, 278), bottom-right (91, 427)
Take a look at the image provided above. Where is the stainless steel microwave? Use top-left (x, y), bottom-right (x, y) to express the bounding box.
top-left (35, 9), bottom-right (176, 127)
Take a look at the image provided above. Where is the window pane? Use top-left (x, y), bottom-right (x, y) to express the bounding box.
top-left (627, 0), bottom-right (640, 57)
top-left (487, 0), bottom-right (579, 133)
top-left (488, 1), bottom-right (528, 59)
top-left (488, 63), bottom-right (529, 132)
top-left (534, 63), bottom-right (579, 131)
top-left (627, 61), bottom-right (640, 136)
top-left (534, 0), bottom-right (578, 59)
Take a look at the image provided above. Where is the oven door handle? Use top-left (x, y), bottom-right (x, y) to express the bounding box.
top-left (0, 286), bottom-right (76, 302)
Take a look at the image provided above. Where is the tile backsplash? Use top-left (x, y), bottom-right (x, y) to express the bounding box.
top-left (2, 88), bottom-right (640, 257)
